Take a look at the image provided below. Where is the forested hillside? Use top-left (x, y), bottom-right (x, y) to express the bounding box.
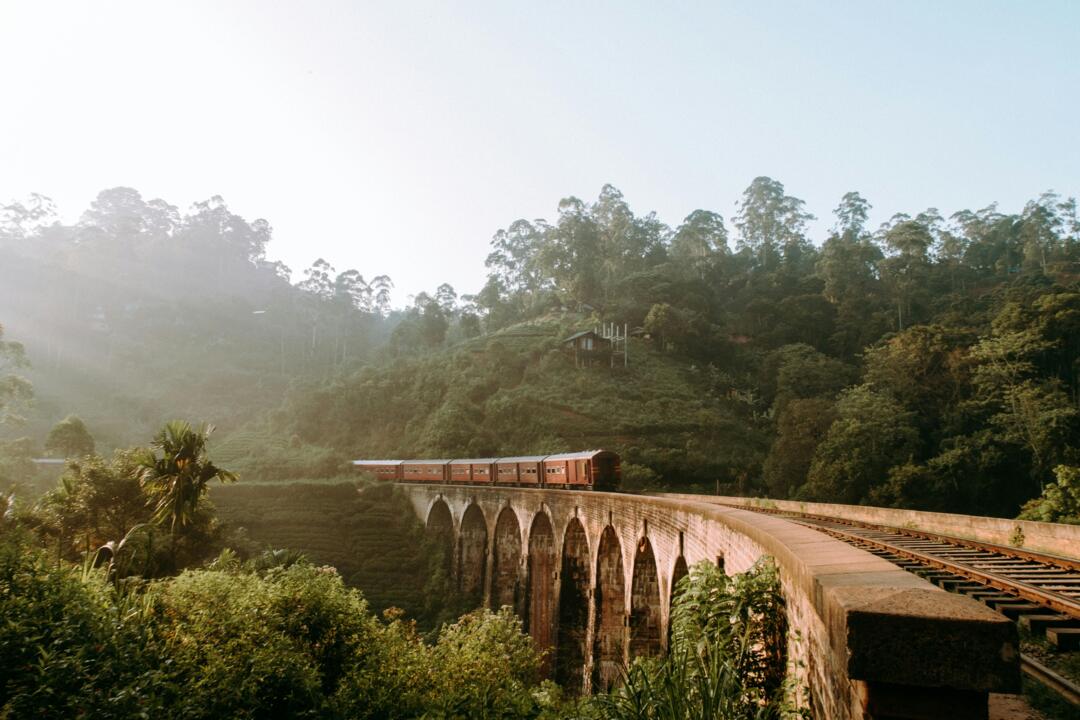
top-left (3, 179), bottom-right (1080, 517)
top-left (278, 180), bottom-right (1080, 517)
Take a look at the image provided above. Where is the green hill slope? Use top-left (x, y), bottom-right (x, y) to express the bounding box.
top-left (210, 482), bottom-right (448, 627)
top-left (273, 315), bottom-right (766, 491)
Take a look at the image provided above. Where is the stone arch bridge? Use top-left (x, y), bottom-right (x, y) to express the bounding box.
top-left (401, 484), bottom-right (1019, 720)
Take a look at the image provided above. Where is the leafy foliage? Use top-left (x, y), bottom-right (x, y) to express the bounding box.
top-left (0, 528), bottom-right (553, 720)
top-left (1018, 465), bottom-right (1080, 524)
top-left (587, 558), bottom-right (803, 720)
top-left (136, 420), bottom-right (237, 534)
top-left (0, 323), bottom-right (31, 426)
top-left (44, 414), bottom-right (95, 458)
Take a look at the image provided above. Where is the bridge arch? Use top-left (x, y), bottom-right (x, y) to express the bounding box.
top-left (490, 506), bottom-right (522, 613)
top-left (555, 516), bottom-right (591, 695)
top-left (592, 525), bottom-right (626, 692)
top-left (426, 498), bottom-right (454, 577)
top-left (526, 511), bottom-right (557, 677)
top-left (667, 554), bottom-right (689, 649)
top-left (629, 536), bottom-right (661, 660)
top-left (400, 484), bottom-right (1021, 719)
top-left (458, 503), bottom-right (488, 608)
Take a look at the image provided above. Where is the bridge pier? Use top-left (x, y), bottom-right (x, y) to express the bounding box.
top-left (403, 485), bottom-right (1019, 719)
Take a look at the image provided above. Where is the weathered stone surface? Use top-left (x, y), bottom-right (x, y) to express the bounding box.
top-left (490, 506), bottom-right (521, 612)
top-left (593, 526), bottom-right (626, 692)
top-left (629, 537), bottom-right (662, 660)
top-left (458, 504), bottom-right (487, 607)
top-left (840, 588), bottom-right (1019, 692)
top-left (678, 493), bottom-right (1080, 562)
top-left (556, 517), bottom-right (590, 694)
top-left (526, 512), bottom-right (556, 676)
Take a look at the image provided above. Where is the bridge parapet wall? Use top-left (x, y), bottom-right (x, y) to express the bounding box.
top-left (674, 494), bottom-right (1080, 562)
top-left (399, 485), bottom-right (1018, 720)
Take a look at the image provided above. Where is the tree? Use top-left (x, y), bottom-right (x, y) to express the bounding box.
top-left (763, 397), bottom-right (837, 499)
top-left (862, 325), bottom-right (968, 441)
top-left (1018, 192), bottom-right (1063, 274)
top-left (815, 213), bottom-right (888, 357)
top-left (833, 191), bottom-right (872, 237)
top-left (671, 210), bottom-right (728, 276)
top-left (37, 450), bottom-right (150, 558)
top-left (0, 193), bottom-right (56, 240)
top-left (877, 217), bottom-right (934, 330)
top-left (44, 415), bottom-right (96, 458)
top-left (766, 343), bottom-right (856, 416)
top-left (299, 258), bottom-right (336, 300)
top-left (1018, 465), bottom-right (1080, 523)
top-left (78, 187), bottom-right (177, 241)
top-left (801, 385), bottom-right (919, 503)
top-left (734, 177), bottom-right (814, 272)
top-left (644, 303), bottom-right (688, 352)
top-left (0, 324), bottom-right (31, 426)
top-left (434, 283), bottom-right (458, 315)
top-left (136, 421), bottom-right (237, 536)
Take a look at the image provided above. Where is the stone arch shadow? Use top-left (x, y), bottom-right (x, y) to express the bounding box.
top-left (629, 535), bottom-right (662, 660)
top-left (525, 511), bottom-right (557, 678)
top-left (491, 506), bottom-right (522, 613)
top-left (555, 517), bottom-right (590, 695)
top-left (458, 503), bottom-right (488, 609)
top-left (593, 525), bottom-right (626, 692)
top-left (426, 498), bottom-right (454, 579)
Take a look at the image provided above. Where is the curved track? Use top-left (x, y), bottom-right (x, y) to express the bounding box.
top-left (725, 504), bottom-right (1080, 706)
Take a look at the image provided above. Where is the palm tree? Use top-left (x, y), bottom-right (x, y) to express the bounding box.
top-left (137, 420), bottom-right (236, 537)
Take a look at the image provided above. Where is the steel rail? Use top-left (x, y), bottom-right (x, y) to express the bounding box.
top-left (802, 521), bottom-right (1080, 620)
top-left (722, 503), bottom-right (1080, 572)
top-left (1020, 655), bottom-right (1080, 706)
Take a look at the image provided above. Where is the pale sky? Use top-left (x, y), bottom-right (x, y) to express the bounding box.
top-left (1, 1), bottom-right (1077, 305)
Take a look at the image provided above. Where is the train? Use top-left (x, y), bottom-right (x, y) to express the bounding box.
top-left (352, 449), bottom-right (621, 491)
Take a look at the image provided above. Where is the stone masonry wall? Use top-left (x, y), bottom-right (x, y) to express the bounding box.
top-left (400, 486), bottom-right (1019, 719)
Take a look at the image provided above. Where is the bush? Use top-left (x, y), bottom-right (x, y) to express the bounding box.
top-left (0, 532), bottom-right (162, 718)
top-left (0, 529), bottom-right (553, 719)
top-left (587, 557), bottom-right (804, 720)
top-left (1018, 465), bottom-right (1080, 523)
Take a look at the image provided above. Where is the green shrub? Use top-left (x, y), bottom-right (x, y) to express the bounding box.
top-left (0, 526), bottom-right (553, 719)
top-left (587, 557), bottom-right (804, 720)
top-left (0, 532), bottom-right (162, 718)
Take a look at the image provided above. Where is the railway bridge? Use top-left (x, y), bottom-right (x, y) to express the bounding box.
top-left (400, 484), bottom-right (1020, 720)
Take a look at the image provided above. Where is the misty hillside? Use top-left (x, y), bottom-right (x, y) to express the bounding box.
top-left (0, 188), bottom-right (398, 448)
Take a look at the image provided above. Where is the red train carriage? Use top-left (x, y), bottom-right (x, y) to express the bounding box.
top-left (542, 450), bottom-right (620, 490)
top-left (495, 456), bottom-right (545, 486)
top-left (448, 458), bottom-right (496, 485)
top-left (351, 460), bottom-right (402, 481)
top-left (354, 450), bottom-right (620, 490)
top-left (400, 459), bottom-right (451, 483)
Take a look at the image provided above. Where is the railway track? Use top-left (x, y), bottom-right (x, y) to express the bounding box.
top-left (725, 504), bottom-right (1080, 706)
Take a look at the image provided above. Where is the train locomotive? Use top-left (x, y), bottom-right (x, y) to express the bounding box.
top-left (352, 449), bottom-right (620, 491)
